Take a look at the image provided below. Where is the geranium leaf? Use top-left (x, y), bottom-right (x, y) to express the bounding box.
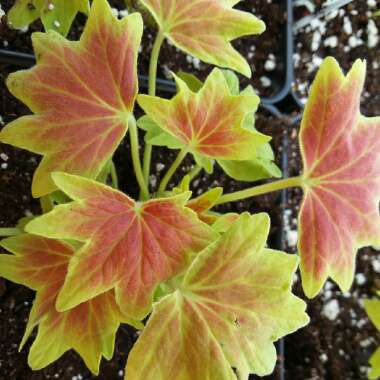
top-left (365, 298), bottom-right (380, 329)
top-left (137, 115), bottom-right (183, 150)
top-left (298, 57), bottom-right (380, 298)
top-left (0, 0), bottom-right (142, 197)
top-left (125, 213), bottom-right (309, 379)
top-left (138, 68), bottom-right (270, 163)
top-left (8, 0), bottom-right (90, 36)
top-left (187, 187), bottom-right (223, 224)
top-left (171, 185), bottom-right (221, 225)
top-left (25, 172), bottom-right (218, 320)
top-left (365, 299), bottom-right (380, 379)
top-left (218, 143), bottom-right (282, 182)
top-left (0, 234), bottom-right (138, 374)
top-left (138, 69), bottom-right (277, 179)
top-left (369, 348), bottom-right (380, 380)
top-left (211, 212), bottom-right (240, 233)
top-left (221, 69), bottom-right (240, 95)
top-left (193, 152), bottom-right (215, 174)
top-left (176, 71), bottom-right (203, 92)
top-left (218, 75), bottom-right (281, 182)
top-left (139, 0), bottom-right (265, 76)
top-left (178, 69), bottom-right (239, 95)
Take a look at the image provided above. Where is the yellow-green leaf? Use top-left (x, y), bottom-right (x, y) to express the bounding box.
top-left (8, 0), bottom-right (90, 36)
top-left (125, 213), bottom-right (309, 379)
top-left (140, 0), bottom-right (265, 76)
top-left (365, 299), bottom-right (380, 379)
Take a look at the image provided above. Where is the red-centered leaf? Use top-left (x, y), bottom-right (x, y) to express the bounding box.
top-left (125, 213), bottom-right (309, 379)
top-left (140, 0), bottom-right (265, 77)
top-left (298, 57), bottom-right (380, 298)
top-left (0, 0), bottom-right (142, 197)
top-left (0, 234), bottom-right (137, 374)
top-left (138, 68), bottom-right (270, 165)
top-left (25, 172), bottom-right (218, 319)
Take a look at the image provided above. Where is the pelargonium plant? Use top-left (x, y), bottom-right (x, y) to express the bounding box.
top-left (1, 0), bottom-right (380, 378)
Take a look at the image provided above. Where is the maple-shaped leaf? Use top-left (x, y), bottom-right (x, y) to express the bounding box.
top-left (138, 68), bottom-right (270, 169)
top-left (0, 234), bottom-right (139, 374)
top-left (218, 142), bottom-right (282, 182)
top-left (172, 179), bottom-right (222, 225)
top-left (140, 0), bottom-right (265, 76)
top-left (365, 298), bottom-right (380, 379)
top-left (172, 69), bottom-right (281, 181)
top-left (0, 0), bottom-right (142, 197)
top-left (172, 178), bottom-right (222, 224)
top-left (125, 213), bottom-right (309, 379)
top-left (187, 187), bottom-right (223, 225)
top-left (215, 73), bottom-right (281, 182)
top-left (298, 57), bottom-right (380, 298)
top-left (25, 172), bottom-right (218, 320)
top-left (8, 0), bottom-right (90, 36)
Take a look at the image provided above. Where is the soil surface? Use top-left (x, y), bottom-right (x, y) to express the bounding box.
top-left (0, 1), bottom-right (380, 380)
top-left (293, 0), bottom-right (380, 117)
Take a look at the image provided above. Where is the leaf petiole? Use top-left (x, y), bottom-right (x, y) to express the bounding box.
top-left (142, 31), bottom-right (165, 186)
top-left (109, 161), bottom-right (119, 189)
top-left (158, 148), bottom-right (188, 196)
top-left (129, 116), bottom-right (150, 201)
top-left (188, 165), bottom-right (202, 182)
top-left (40, 195), bottom-right (54, 213)
top-left (215, 176), bottom-right (303, 205)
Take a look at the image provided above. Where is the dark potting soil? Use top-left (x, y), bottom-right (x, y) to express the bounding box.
top-left (0, 0), bottom-right (287, 98)
top-left (293, 0), bottom-right (380, 117)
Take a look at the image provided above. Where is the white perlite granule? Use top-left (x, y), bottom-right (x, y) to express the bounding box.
top-left (367, 19), bottom-right (379, 48)
top-left (322, 299), bottom-right (340, 320)
top-left (0, 153), bottom-right (9, 161)
top-left (355, 273), bottom-right (366, 285)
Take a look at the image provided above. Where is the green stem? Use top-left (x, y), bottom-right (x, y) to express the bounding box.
top-left (129, 116), bottom-right (150, 200)
top-left (40, 195), bottom-right (54, 213)
top-left (142, 31), bottom-right (165, 185)
top-left (158, 149), bottom-right (188, 196)
top-left (110, 161), bottom-right (119, 189)
top-left (148, 31), bottom-right (165, 97)
top-left (188, 165), bottom-right (202, 181)
top-left (0, 228), bottom-right (21, 237)
top-left (216, 176), bottom-right (303, 205)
